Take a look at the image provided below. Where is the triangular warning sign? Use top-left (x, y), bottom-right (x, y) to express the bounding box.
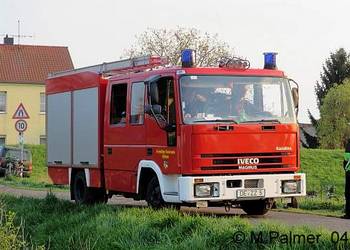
top-left (12, 103), bottom-right (30, 119)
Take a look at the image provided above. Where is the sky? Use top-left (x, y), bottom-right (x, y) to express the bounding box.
top-left (1, 0), bottom-right (350, 123)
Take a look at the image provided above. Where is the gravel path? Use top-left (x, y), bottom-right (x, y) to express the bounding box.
top-left (1, 184), bottom-right (349, 233)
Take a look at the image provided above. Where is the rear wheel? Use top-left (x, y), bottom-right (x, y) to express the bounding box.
top-left (241, 199), bottom-right (273, 215)
top-left (72, 171), bottom-right (107, 204)
top-left (146, 177), bottom-right (165, 209)
top-left (0, 168), bottom-right (5, 177)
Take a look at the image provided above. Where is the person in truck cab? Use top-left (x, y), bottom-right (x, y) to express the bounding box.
top-left (231, 84), bottom-right (256, 120)
top-left (231, 84), bottom-right (272, 121)
top-left (183, 88), bottom-right (208, 119)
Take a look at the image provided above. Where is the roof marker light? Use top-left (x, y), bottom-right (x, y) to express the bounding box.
top-left (263, 52), bottom-right (278, 70)
top-left (181, 49), bottom-right (195, 68)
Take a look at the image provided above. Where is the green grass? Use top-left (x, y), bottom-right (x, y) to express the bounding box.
top-left (300, 148), bottom-right (344, 196)
top-left (282, 148), bottom-right (347, 216)
top-left (1, 193), bottom-right (348, 250)
top-left (276, 197), bottom-right (345, 217)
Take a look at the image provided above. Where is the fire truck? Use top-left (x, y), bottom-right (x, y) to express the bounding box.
top-left (46, 50), bottom-right (305, 215)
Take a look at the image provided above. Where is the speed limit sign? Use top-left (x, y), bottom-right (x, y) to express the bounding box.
top-left (15, 120), bottom-right (27, 132)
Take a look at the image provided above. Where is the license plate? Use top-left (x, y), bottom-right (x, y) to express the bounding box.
top-left (236, 188), bottom-right (265, 199)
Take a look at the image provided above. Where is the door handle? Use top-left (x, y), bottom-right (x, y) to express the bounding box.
top-left (147, 148), bottom-right (152, 156)
top-left (107, 148), bottom-right (112, 155)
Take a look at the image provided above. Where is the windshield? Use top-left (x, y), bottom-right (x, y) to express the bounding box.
top-left (180, 75), bottom-right (296, 124)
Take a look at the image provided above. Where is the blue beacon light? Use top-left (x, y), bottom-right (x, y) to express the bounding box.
top-left (263, 52), bottom-right (278, 70)
top-left (181, 49), bottom-right (195, 68)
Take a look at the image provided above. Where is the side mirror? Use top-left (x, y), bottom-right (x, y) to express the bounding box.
top-left (292, 87), bottom-right (299, 109)
top-left (144, 75), bottom-right (161, 105)
top-left (150, 82), bottom-right (159, 104)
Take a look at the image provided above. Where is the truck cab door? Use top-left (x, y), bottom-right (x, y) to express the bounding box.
top-left (104, 80), bottom-right (146, 193)
top-left (145, 75), bottom-right (179, 174)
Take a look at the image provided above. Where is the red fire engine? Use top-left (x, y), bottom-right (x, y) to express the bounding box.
top-left (46, 50), bottom-right (305, 215)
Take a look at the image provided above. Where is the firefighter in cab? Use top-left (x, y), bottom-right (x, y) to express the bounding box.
top-left (343, 139), bottom-right (350, 219)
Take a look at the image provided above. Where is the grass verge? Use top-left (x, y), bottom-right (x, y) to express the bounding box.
top-left (1, 193), bottom-right (349, 250)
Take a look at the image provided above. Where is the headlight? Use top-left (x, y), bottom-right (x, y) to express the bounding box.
top-left (194, 183), bottom-right (220, 197)
top-left (282, 180), bottom-right (300, 194)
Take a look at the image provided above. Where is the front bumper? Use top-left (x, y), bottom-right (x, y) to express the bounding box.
top-left (178, 173), bottom-right (306, 202)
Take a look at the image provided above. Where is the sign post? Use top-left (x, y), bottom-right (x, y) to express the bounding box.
top-left (13, 103), bottom-right (29, 163)
top-left (15, 120), bottom-right (27, 162)
top-left (18, 132), bottom-right (24, 162)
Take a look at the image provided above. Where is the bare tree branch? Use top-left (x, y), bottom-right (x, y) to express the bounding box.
top-left (123, 27), bottom-right (234, 66)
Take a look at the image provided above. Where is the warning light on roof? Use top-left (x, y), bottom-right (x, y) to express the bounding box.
top-left (181, 49), bottom-right (195, 68)
top-left (263, 52), bottom-right (278, 70)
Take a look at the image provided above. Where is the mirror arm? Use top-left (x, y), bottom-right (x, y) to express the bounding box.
top-left (289, 78), bottom-right (299, 89)
top-left (289, 78), bottom-right (299, 115)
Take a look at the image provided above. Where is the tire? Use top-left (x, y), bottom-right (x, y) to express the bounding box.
top-left (73, 171), bottom-right (90, 204)
top-left (92, 188), bottom-right (108, 203)
top-left (241, 199), bottom-right (272, 215)
top-left (146, 176), bottom-right (165, 209)
top-left (72, 171), bottom-right (107, 204)
top-left (0, 168), bottom-right (5, 177)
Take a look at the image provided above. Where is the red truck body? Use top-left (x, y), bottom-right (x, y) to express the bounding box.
top-left (46, 55), bottom-right (305, 214)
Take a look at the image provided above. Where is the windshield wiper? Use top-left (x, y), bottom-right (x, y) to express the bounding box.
top-left (240, 119), bottom-right (281, 124)
top-left (193, 119), bottom-right (238, 124)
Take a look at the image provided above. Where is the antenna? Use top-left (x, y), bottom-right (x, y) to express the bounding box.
top-left (0, 20), bottom-right (33, 45)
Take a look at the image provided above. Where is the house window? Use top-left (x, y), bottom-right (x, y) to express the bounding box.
top-left (40, 93), bottom-right (45, 112)
top-left (40, 135), bottom-right (46, 145)
top-left (0, 92), bottom-right (6, 112)
top-left (110, 83), bottom-right (127, 125)
top-left (130, 82), bottom-right (145, 125)
top-left (0, 135), bottom-right (5, 146)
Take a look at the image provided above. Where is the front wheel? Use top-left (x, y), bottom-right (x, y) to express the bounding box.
top-left (241, 199), bottom-right (273, 215)
top-left (146, 177), bottom-right (166, 209)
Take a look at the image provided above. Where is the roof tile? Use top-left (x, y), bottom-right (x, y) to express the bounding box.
top-left (0, 44), bottom-right (74, 83)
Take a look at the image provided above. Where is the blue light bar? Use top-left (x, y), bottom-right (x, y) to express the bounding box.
top-left (181, 49), bottom-right (195, 67)
top-left (263, 52), bottom-right (278, 69)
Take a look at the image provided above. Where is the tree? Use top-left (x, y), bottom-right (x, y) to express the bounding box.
top-left (318, 79), bottom-right (350, 149)
top-left (315, 48), bottom-right (350, 108)
top-left (123, 27), bottom-right (234, 66)
top-left (303, 48), bottom-right (350, 148)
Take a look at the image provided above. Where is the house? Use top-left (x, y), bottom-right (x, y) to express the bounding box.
top-left (299, 123), bottom-right (317, 148)
top-left (0, 36), bottom-right (74, 145)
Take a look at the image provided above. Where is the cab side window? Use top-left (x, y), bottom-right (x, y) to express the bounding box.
top-left (155, 77), bottom-right (176, 125)
top-left (110, 83), bottom-right (127, 125)
top-left (153, 77), bottom-right (176, 146)
top-left (130, 82), bottom-right (145, 125)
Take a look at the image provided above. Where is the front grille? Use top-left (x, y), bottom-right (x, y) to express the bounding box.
top-left (199, 152), bottom-right (291, 171)
top-left (201, 165), bottom-right (289, 171)
top-left (213, 158), bottom-right (281, 165)
top-left (201, 152), bottom-right (288, 158)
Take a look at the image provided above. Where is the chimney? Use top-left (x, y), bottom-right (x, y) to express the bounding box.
top-left (3, 35), bottom-right (14, 45)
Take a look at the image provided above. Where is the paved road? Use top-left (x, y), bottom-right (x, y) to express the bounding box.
top-left (1, 185), bottom-right (349, 233)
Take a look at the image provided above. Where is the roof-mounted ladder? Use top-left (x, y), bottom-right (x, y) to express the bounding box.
top-left (48, 55), bottom-right (168, 78)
